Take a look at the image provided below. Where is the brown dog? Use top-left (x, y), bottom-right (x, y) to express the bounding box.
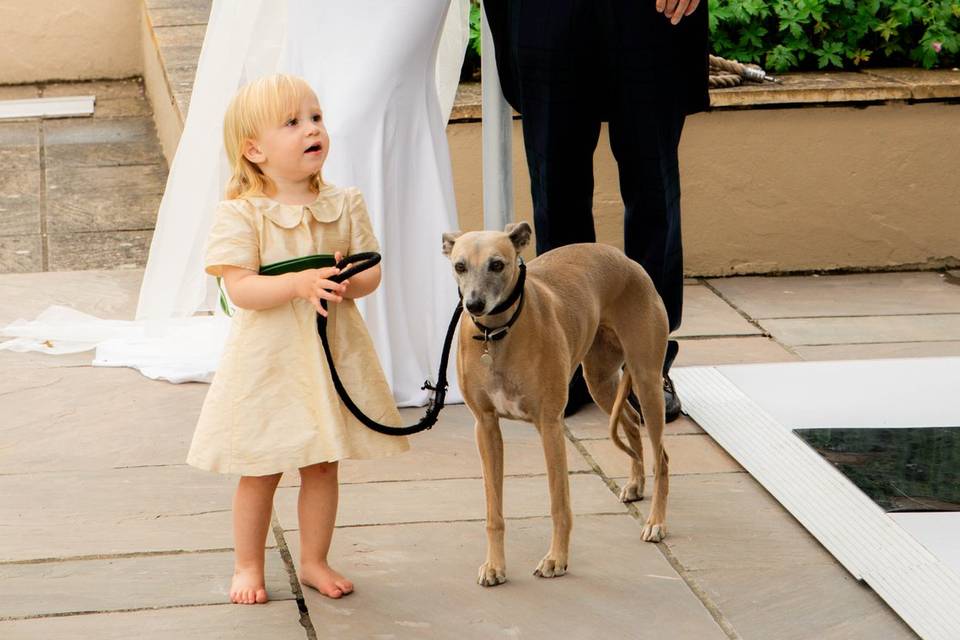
top-left (442, 222), bottom-right (670, 586)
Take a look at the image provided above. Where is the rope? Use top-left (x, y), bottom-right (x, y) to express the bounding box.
top-left (709, 54), bottom-right (780, 88)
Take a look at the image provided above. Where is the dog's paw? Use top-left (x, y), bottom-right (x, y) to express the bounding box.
top-left (533, 556), bottom-right (567, 579)
top-left (477, 563), bottom-right (506, 587)
top-left (618, 482), bottom-right (644, 503)
top-left (641, 522), bottom-right (666, 543)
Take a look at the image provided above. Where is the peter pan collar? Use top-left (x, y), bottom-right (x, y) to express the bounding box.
top-left (254, 186), bottom-right (345, 229)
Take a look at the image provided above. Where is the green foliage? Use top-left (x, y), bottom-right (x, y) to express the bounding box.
top-left (469, 0), bottom-right (482, 57)
top-left (709, 0), bottom-right (960, 72)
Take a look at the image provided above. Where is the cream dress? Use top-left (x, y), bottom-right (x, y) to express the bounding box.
top-left (186, 185), bottom-right (409, 476)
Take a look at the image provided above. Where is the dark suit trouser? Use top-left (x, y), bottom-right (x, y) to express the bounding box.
top-left (512, 0), bottom-right (686, 374)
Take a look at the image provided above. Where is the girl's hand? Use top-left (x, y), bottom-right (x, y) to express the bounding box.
top-left (293, 266), bottom-right (350, 316)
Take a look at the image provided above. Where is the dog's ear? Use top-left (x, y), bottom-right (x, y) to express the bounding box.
top-left (441, 231), bottom-right (463, 257)
top-left (504, 221), bottom-right (532, 251)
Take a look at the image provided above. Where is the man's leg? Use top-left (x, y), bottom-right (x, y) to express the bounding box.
top-left (601, 2), bottom-right (687, 420)
top-left (513, 0), bottom-right (603, 415)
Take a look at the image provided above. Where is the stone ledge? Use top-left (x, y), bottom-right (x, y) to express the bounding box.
top-left (453, 67), bottom-right (960, 118)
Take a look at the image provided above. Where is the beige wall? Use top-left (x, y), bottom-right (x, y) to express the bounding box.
top-left (0, 0), bottom-right (141, 84)
top-left (447, 102), bottom-right (960, 276)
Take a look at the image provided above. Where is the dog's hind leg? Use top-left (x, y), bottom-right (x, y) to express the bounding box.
top-left (475, 412), bottom-right (507, 586)
top-left (630, 367), bottom-right (669, 542)
top-left (582, 333), bottom-right (646, 502)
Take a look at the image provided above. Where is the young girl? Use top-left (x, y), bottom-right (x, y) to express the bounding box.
top-left (187, 74), bottom-right (408, 605)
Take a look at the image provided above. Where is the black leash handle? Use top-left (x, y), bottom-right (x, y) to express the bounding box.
top-left (317, 252), bottom-right (462, 436)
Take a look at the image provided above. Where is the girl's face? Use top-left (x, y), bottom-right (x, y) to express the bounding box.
top-left (244, 94), bottom-right (329, 188)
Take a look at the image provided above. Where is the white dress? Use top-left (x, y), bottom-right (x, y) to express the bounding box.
top-left (282, 0), bottom-right (465, 406)
top-left (1, 0), bottom-right (468, 407)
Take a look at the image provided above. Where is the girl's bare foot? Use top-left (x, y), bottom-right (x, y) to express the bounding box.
top-left (301, 562), bottom-right (353, 599)
top-left (230, 567), bottom-right (268, 604)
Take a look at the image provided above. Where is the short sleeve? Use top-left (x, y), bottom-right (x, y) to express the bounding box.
top-left (204, 201), bottom-right (260, 277)
top-left (347, 188), bottom-right (380, 255)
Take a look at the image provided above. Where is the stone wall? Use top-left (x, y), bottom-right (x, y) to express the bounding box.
top-left (0, 0), bottom-right (141, 84)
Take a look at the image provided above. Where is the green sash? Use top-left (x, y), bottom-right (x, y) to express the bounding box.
top-left (218, 254), bottom-right (337, 315)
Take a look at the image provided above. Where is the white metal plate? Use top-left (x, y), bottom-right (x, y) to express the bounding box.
top-left (0, 96), bottom-right (95, 120)
top-left (716, 357), bottom-right (960, 429)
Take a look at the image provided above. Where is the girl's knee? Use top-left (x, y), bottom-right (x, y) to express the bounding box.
top-left (239, 472), bottom-right (283, 488)
top-left (300, 461), bottom-right (338, 480)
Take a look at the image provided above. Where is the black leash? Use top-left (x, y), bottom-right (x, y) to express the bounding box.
top-left (316, 252), bottom-right (462, 436)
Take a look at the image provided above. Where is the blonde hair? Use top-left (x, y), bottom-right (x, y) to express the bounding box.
top-left (223, 74), bottom-right (324, 200)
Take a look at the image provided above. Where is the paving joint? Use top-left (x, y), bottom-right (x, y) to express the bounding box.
top-left (332, 469), bottom-right (596, 486)
top-left (700, 279), bottom-right (801, 360)
top-left (269, 512), bottom-right (317, 640)
top-left (278, 512), bottom-right (631, 534)
top-left (0, 546), bottom-right (271, 566)
top-left (562, 423), bottom-right (743, 640)
top-left (36, 94), bottom-right (49, 271)
top-left (0, 600), bottom-right (253, 624)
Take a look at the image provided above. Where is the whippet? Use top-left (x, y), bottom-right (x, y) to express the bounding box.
top-left (442, 222), bottom-right (670, 586)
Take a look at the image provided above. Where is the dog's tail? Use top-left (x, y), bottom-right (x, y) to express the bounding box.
top-left (609, 372), bottom-right (641, 462)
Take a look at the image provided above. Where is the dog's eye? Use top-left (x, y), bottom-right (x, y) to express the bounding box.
top-left (489, 260), bottom-right (504, 273)
top-left (454, 262), bottom-right (467, 274)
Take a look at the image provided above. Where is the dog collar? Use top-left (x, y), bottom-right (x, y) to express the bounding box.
top-left (467, 261), bottom-right (526, 342)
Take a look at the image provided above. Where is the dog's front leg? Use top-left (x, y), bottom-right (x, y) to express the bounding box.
top-left (475, 412), bottom-right (507, 586)
top-left (534, 420), bottom-right (571, 578)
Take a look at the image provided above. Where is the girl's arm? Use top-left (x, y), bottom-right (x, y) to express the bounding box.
top-left (341, 264), bottom-right (381, 299)
top-left (221, 265), bottom-right (346, 316)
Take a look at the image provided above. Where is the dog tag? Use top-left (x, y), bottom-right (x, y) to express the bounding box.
top-left (480, 351), bottom-right (493, 366)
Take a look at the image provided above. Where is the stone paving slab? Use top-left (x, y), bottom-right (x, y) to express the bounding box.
top-left (45, 117), bottom-right (165, 167)
top-left (274, 474), bottom-right (625, 532)
top-left (0, 549), bottom-right (293, 619)
top-left (0, 192), bottom-right (40, 237)
top-left (0, 79), bottom-right (166, 274)
top-left (47, 230), bottom-right (154, 271)
top-left (146, 0), bottom-right (213, 27)
top-left (0, 601), bottom-right (306, 640)
top-left (288, 517), bottom-right (728, 640)
top-left (612, 473), bottom-right (918, 639)
top-left (0, 268), bottom-right (141, 324)
top-left (794, 340), bottom-right (960, 361)
top-left (691, 563), bottom-right (917, 640)
top-left (675, 284), bottom-right (760, 337)
top-left (644, 473), bottom-right (835, 572)
top-left (0, 465), bottom-right (266, 562)
top-left (0, 85), bottom-right (40, 100)
top-left (281, 408), bottom-right (591, 488)
top-left (565, 404), bottom-right (705, 439)
top-left (43, 79), bottom-right (153, 119)
top-left (0, 234), bottom-right (42, 272)
top-left (46, 163), bottom-right (165, 232)
top-left (760, 314), bottom-right (960, 346)
top-left (0, 365), bottom-right (205, 472)
top-left (675, 336), bottom-right (799, 366)
top-left (708, 272), bottom-right (960, 318)
top-left (0, 122), bottom-right (40, 239)
top-left (865, 67), bottom-right (960, 101)
top-left (583, 435), bottom-right (743, 479)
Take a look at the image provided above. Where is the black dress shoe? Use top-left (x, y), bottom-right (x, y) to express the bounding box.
top-left (564, 366), bottom-right (593, 417)
top-left (663, 374), bottom-right (682, 423)
top-left (627, 374), bottom-right (683, 424)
